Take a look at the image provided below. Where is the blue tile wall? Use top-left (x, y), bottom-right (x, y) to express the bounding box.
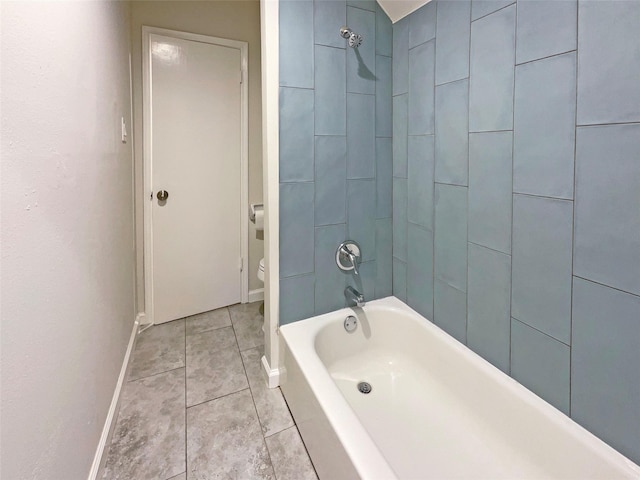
top-left (393, 0), bottom-right (640, 463)
top-left (280, 0), bottom-right (314, 88)
top-left (515, 0), bottom-right (576, 65)
top-left (347, 6), bottom-right (376, 94)
top-left (512, 194), bottom-right (573, 344)
top-left (347, 93), bottom-right (375, 178)
top-left (407, 135), bottom-right (434, 229)
top-left (315, 224), bottom-right (347, 315)
top-left (280, 87), bottom-right (314, 182)
top-left (576, 0), bottom-right (640, 125)
top-left (467, 243), bottom-right (511, 373)
top-left (315, 45), bottom-right (346, 136)
top-left (407, 223), bottom-right (434, 319)
top-left (574, 124), bottom-right (640, 296)
top-left (280, 0), bottom-right (392, 324)
top-left (435, 78), bottom-right (469, 186)
top-left (468, 131), bottom-right (512, 254)
top-left (513, 52), bottom-right (576, 199)
top-left (315, 136), bottom-right (347, 226)
top-left (408, 40), bottom-right (435, 135)
top-left (435, 0), bottom-right (471, 85)
top-left (434, 280), bottom-right (466, 343)
top-left (469, 4), bottom-right (515, 132)
top-left (571, 277), bottom-right (640, 462)
top-left (434, 183), bottom-right (468, 292)
top-left (511, 318), bottom-right (570, 414)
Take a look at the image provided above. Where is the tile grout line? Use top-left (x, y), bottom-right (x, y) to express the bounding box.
top-left (186, 387), bottom-right (251, 411)
top-left (128, 365), bottom-right (186, 384)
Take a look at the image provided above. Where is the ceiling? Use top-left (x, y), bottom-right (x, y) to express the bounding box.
top-left (377, 0), bottom-right (432, 23)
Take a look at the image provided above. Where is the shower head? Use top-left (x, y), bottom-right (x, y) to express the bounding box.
top-left (340, 26), bottom-right (363, 48)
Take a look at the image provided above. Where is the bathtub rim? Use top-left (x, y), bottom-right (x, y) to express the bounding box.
top-left (279, 296), bottom-right (640, 479)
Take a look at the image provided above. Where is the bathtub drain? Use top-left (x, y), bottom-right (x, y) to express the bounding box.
top-left (357, 382), bottom-right (372, 394)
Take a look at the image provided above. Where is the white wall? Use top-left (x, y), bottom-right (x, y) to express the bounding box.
top-left (130, 0), bottom-right (264, 311)
top-left (0, 2), bottom-right (135, 478)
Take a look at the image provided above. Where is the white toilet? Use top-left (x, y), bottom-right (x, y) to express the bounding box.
top-left (257, 257), bottom-right (265, 283)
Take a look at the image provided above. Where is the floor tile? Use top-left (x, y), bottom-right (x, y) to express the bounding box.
top-left (185, 308), bottom-right (231, 336)
top-left (241, 347), bottom-right (294, 437)
top-left (265, 427), bottom-right (318, 480)
top-left (186, 327), bottom-right (247, 407)
top-left (128, 320), bottom-right (185, 382)
top-left (187, 390), bottom-right (275, 480)
top-left (229, 301), bottom-right (265, 351)
top-left (102, 368), bottom-right (185, 480)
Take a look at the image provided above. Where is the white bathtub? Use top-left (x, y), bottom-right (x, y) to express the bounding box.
top-left (279, 297), bottom-right (640, 480)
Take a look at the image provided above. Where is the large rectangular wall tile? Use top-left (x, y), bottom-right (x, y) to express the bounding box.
top-left (511, 194), bottom-right (572, 344)
top-left (514, 52), bottom-right (576, 199)
top-left (434, 280), bottom-right (467, 343)
top-left (471, 0), bottom-right (514, 21)
top-left (314, 0), bottom-right (346, 48)
top-left (280, 182), bottom-right (314, 277)
top-left (393, 17), bottom-right (409, 95)
top-left (434, 184), bottom-right (468, 292)
top-left (375, 218), bottom-right (393, 297)
top-left (280, 87), bottom-right (314, 182)
top-left (376, 3), bottom-right (392, 57)
top-left (408, 40), bottom-right (435, 135)
top-left (347, 179), bottom-right (376, 261)
top-left (516, 0), bottom-right (577, 65)
top-left (315, 136), bottom-right (347, 226)
top-left (315, 45), bottom-right (346, 136)
top-left (347, 6), bottom-right (376, 94)
top-left (392, 94), bottom-right (408, 178)
top-left (467, 243), bottom-right (511, 373)
top-left (347, 0), bottom-right (376, 12)
top-left (315, 224), bottom-right (347, 315)
top-left (511, 318), bottom-right (570, 415)
top-left (280, 0), bottom-right (314, 88)
top-left (393, 258), bottom-right (407, 301)
top-left (375, 55), bottom-right (392, 137)
top-left (407, 135), bottom-right (435, 230)
top-left (407, 224), bottom-right (434, 319)
top-left (392, 178), bottom-right (408, 261)
top-left (571, 277), bottom-right (640, 463)
top-left (577, 0), bottom-right (640, 124)
top-left (435, 0), bottom-right (471, 85)
top-left (574, 124), bottom-right (640, 295)
top-left (409, 1), bottom-right (436, 49)
top-left (347, 93), bottom-right (375, 179)
top-left (376, 138), bottom-right (392, 219)
top-left (280, 274), bottom-right (315, 325)
top-left (469, 5), bottom-right (516, 132)
top-left (435, 78), bottom-right (469, 186)
top-left (468, 131), bottom-right (512, 254)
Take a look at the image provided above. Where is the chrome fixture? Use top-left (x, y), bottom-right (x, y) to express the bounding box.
top-left (357, 381), bottom-right (372, 394)
top-left (344, 315), bottom-right (358, 332)
top-left (345, 285), bottom-right (366, 308)
top-left (340, 26), bottom-right (363, 48)
top-left (336, 241), bottom-right (361, 275)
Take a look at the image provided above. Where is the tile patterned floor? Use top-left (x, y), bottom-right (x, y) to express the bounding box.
top-left (101, 302), bottom-right (318, 480)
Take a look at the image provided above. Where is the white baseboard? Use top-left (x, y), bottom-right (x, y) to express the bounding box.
top-left (248, 288), bottom-right (265, 303)
top-left (261, 354), bottom-right (281, 388)
top-left (87, 318), bottom-right (140, 480)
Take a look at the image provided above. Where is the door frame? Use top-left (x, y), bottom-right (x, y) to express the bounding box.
top-left (142, 26), bottom-right (249, 325)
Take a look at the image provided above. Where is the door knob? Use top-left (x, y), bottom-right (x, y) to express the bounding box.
top-left (157, 190), bottom-right (169, 202)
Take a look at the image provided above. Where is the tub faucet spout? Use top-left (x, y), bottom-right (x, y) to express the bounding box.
top-left (345, 286), bottom-right (366, 307)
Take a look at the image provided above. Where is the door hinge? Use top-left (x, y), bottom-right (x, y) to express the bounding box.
top-left (240, 69), bottom-right (244, 84)
top-left (239, 257), bottom-right (244, 271)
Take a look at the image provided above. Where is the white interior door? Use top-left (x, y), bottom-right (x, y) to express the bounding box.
top-left (150, 33), bottom-right (242, 324)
